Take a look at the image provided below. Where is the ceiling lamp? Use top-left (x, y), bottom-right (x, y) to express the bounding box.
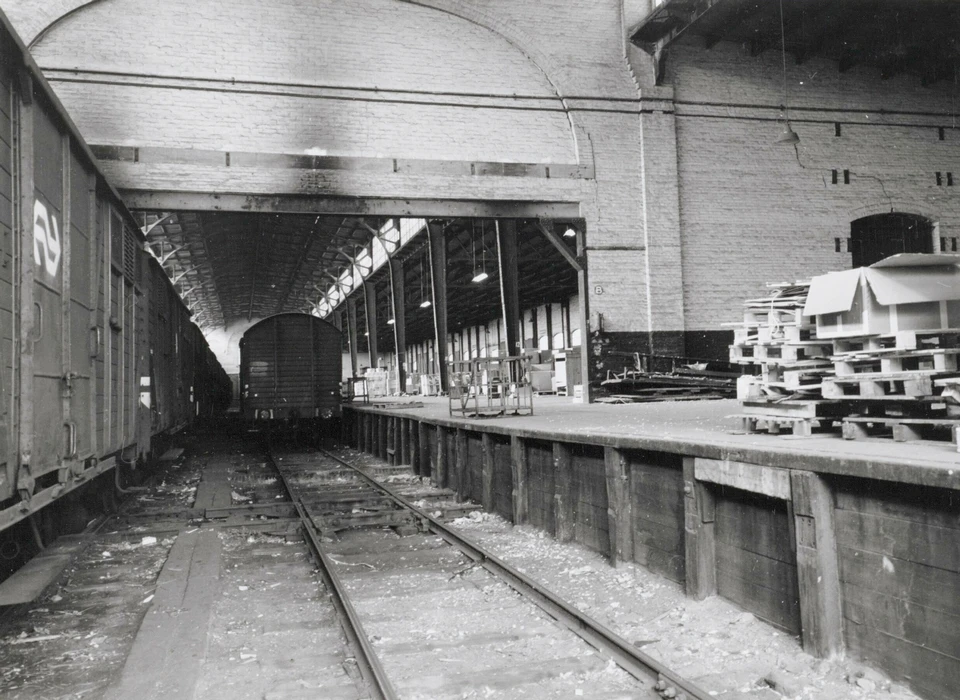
top-left (419, 253), bottom-right (432, 308)
top-left (471, 220), bottom-right (489, 283)
top-left (563, 226), bottom-right (578, 239)
top-left (776, 123), bottom-right (800, 144)
top-left (775, 0), bottom-right (799, 146)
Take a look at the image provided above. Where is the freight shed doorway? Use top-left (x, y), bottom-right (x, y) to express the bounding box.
top-left (850, 213), bottom-right (934, 268)
top-left (132, 206), bottom-right (588, 402)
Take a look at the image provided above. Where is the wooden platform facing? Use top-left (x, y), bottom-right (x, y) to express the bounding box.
top-left (346, 396), bottom-right (960, 490)
top-left (344, 396), bottom-right (960, 700)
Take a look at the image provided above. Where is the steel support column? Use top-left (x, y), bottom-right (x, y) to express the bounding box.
top-left (346, 297), bottom-right (359, 379)
top-left (388, 257), bottom-right (406, 393)
top-left (363, 281), bottom-right (379, 370)
top-left (496, 220), bottom-right (521, 358)
top-left (427, 221), bottom-right (448, 392)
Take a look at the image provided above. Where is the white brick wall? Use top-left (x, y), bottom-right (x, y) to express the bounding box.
top-left (666, 41), bottom-right (960, 333)
top-left (16, 0), bottom-right (649, 338)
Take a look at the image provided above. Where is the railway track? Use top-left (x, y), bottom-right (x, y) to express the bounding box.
top-left (269, 446), bottom-right (712, 700)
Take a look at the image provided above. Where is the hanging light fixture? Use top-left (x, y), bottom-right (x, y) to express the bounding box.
top-left (419, 252), bottom-right (432, 308)
top-left (472, 220), bottom-right (489, 283)
top-left (563, 226), bottom-right (578, 239)
top-left (775, 0), bottom-right (799, 145)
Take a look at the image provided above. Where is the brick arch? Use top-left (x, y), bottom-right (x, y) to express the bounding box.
top-left (398, 0), bottom-right (568, 98)
top-left (27, 0), bottom-right (580, 167)
top-left (397, 0), bottom-right (587, 162)
top-left (2, 0), bottom-right (101, 47)
top-left (848, 200), bottom-right (942, 227)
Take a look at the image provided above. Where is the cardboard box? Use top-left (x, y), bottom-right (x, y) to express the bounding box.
top-left (803, 254), bottom-right (960, 338)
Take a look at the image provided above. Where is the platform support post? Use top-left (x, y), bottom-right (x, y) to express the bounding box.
top-left (683, 457), bottom-right (716, 600)
top-left (378, 415), bottom-right (387, 462)
top-left (384, 417), bottom-right (391, 462)
top-left (604, 447), bottom-right (633, 567)
top-left (510, 436), bottom-right (528, 525)
top-left (436, 426), bottom-right (447, 487)
top-left (369, 414), bottom-right (376, 457)
top-left (480, 433), bottom-right (495, 511)
top-left (455, 429), bottom-right (468, 502)
top-left (417, 421), bottom-right (429, 477)
top-left (397, 417), bottom-right (405, 465)
top-left (405, 419), bottom-right (415, 470)
top-left (365, 414), bottom-right (374, 455)
top-left (791, 471), bottom-right (843, 658)
top-left (553, 442), bottom-right (575, 543)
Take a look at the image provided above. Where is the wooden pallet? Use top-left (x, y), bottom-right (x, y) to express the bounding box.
top-left (841, 416), bottom-right (960, 450)
top-left (832, 329), bottom-right (960, 355)
top-left (761, 362), bottom-right (834, 389)
top-left (740, 399), bottom-right (846, 419)
top-left (821, 370), bottom-right (958, 399)
top-left (832, 348), bottom-right (960, 376)
top-left (737, 414), bottom-right (837, 437)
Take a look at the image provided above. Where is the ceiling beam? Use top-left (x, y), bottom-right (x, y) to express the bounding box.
top-left (121, 191), bottom-right (581, 219)
top-left (536, 222), bottom-right (583, 273)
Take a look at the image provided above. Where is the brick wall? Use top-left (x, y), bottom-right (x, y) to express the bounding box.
top-left (19, 3), bottom-right (957, 370)
top-left (666, 41), bottom-right (960, 338)
top-left (11, 0), bottom-right (654, 352)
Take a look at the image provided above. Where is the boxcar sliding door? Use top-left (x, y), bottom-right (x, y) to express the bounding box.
top-left (25, 94), bottom-right (67, 491)
top-left (67, 147), bottom-right (95, 466)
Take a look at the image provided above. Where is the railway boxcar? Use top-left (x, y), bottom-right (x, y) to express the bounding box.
top-left (0, 13), bottom-right (230, 540)
top-left (239, 313), bottom-right (342, 435)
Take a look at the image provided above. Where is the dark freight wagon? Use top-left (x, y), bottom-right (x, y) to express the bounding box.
top-left (239, 313), bottom-right (342, 432)
top-left (0, 19), bottom-right (230, 536)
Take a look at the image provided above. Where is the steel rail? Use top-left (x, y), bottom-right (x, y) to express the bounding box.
top-left (319, 448), bottom-right (713, 700)
top-left (268, 458), bottom-right (399, 700)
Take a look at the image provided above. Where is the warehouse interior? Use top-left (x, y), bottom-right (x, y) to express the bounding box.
top-left (2, 1), bottom-right (960, 698)
top-left (8, 0), bottom-right (960, 400)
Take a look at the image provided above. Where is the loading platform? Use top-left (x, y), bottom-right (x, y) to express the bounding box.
top-left (344, 396), bottom-right (960, 700)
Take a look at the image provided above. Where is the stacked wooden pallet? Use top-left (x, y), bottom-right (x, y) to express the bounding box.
top-left (823, 330), bottom-right (960, 447)
top-left (727, 282), bottom-right (840, 435)
top-left (732, 312), bottom-right (960, 446)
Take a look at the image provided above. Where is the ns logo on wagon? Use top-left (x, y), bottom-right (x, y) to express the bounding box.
top-left (33, 199), bottom-right (62, 277)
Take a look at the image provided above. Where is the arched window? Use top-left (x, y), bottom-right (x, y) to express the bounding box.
top-left (850, 213), bottom-right (933, 268)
